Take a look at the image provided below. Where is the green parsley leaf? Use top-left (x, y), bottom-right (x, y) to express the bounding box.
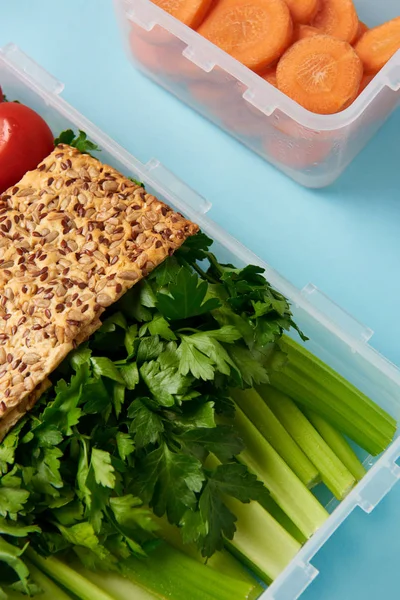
top-left (90, 449), bottom-right (116, 489)
top-left (128, 399), bottom-right (164, 448)
top-left (182, 425), bottom-right (244, 463)
top-left (228, 345), bottom-right (269, 386)
top-left (0, 488), bottom-right (29, 518)
top-left (156, 267), bottom-right (220, 320)
top-left (135, 444), bottom-right (204, 524)
top-left (54, 129), bottom-right (101, 155)
top-left (119, 362), bottom-right (139, 390)
top-left (91, 357), bottom-right (125, 384)
top-left (116, 432), bottom-right (135, 461)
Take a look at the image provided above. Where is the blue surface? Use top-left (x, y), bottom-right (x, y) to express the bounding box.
top-left (1, 1), bottom-right (400, 598)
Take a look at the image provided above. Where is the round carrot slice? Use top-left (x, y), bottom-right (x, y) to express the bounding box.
top-left (152, 0), bottom-right (215, 29)
top-left (284, 0), bottom-right (320, 25)
top-left (293, 24), bottom-right (320, 41)
top-left (262, 67), bottom-right (278, 87)
top-left (353, 20), bottom-right (368, 44)
top-left (355, 17), bottom-right (400, 75)
top-left (276, 35), bottom-right (363, 114)
top-left (198, 0), bottom-right (293, 73)
top-left (312, 0), bottom-right (359, 43)
top-left (357, 73), bottom-right (375, 96)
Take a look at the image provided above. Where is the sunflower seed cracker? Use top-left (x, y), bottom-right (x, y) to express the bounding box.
top-left (0, 144), bottom-right (199, 434)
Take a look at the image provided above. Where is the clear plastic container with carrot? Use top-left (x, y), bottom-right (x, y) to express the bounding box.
top-left (147, 0), bottom-right (400, 116)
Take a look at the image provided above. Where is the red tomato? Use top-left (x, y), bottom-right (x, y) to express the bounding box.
top-left (0, 87), bottom-right (3, 102)
top-left (0, 102), bottom-right (54, 193)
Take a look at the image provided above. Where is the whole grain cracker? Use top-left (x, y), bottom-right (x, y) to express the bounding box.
top-left (0, 145), bottom-right (198, 432)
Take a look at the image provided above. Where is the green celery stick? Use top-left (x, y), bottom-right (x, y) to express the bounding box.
top-left (120, 543), bottom-right (257, 600)
top-left (224, 498), bottom-right (300, 584)
top-left (231, 388), bottom-right (319, 488)
top-left (258, 385), bottom-right (356, 500)
top-left (268, 335), bottom-right (396, 455)
top-left (304, 408), bottom-right (367, 481)
top-left (6, 562), bottom-right (73, 600)
top-left (153, 515), bottom-right (263, 599)
top-left (260, 492), bottom-right (307, 545)
top-left (233, 406), bottom-right (329, 538)
top-left (30, 545), bottom-right (255, 600)
top-left (206, 453), bottom-right (302, 583)
top-left (27, 550), bottom-right (117, 600)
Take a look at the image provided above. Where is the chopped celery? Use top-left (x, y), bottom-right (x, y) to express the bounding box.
top-left (258, 385), bottom-right (356, 500)
top-left (305, 409), bottom-right (367, 481)
top-left (72, 562), bottom-right (157, 600)
top-left (153, 515), bottom-right (263, 598)
top-left (233, 406), bottom-right (329, 538)
top-left (6, 562), bottom-right (73, 600)
top-left (27, 550), bottom-right (116, 600)
top-left (120, 543), bottom-right (256, 600)
top-left (30, 544), bottom-right (255, 600)
top-left (268, 336), bottom-right (396, 456)
top-left (259, 493), bottom-right (307, 545)
top-left (224, 498), bottom-right (300, 583)
top-left (232, 388), bottom-right (319, 488)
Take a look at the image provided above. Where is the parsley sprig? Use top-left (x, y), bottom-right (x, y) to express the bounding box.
top-left (0, 232), bottom-right (303, 594)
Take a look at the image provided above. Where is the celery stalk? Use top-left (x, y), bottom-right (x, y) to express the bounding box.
top-left (30, 544), bottom-right (255, 600)
top-left (27, 550), bottom-right (117, 600)
top-left (304, 408), bottom-right (367, 481)
top-left (259, 493), bottom-right (307, 545)
top-left (120, 543), bottom-right (256, 600)
top-left (206, 454), bottom-right (302, 583)
top-left (224, 498), bottom-right (300, 583)
top-left (6, 561), bottom-right (73, 600)
top-left (231, 388), bottom-right (319, 488)
top-left (153, 515), bottom-right (263, 598)
top-left (258, 385), bottom-right (356, 500)
top-left (268, 336), bottom-right (396, 455)
top-left (233, 406), bottom-right (329, 538)
top-left (72, 562), bottom-right (157, 600)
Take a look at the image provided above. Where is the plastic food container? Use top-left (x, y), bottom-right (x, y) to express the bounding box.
top-left (113, 0), bottom-right (400, 188)
top-left (2, 43), bottom-right (400, 599)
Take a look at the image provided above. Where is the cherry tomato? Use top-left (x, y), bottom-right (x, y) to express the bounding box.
top-left (0, 102), bottom-right (54, 193)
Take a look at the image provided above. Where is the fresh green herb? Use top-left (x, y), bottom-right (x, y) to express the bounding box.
top-left (54, 129), bottom-right (100, 155)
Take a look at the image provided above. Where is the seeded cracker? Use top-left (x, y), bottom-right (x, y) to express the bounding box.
top-left (0, 145), bottom-right (199, 438)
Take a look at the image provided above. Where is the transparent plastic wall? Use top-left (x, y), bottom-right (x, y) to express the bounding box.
top-left (114, 0), bottom-right (400, 188)
top-left (2, 43), bottom-right (400, 600)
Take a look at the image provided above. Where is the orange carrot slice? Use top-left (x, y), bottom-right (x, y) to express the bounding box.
top-left (276, 35), bottom-right (363, 114)
top-left (353, 20), bottom-right (368, 44)
top-left (312, 0), bottom-right (359, 43)
top-left (293, 24), bottom-right (320, 41)
top-left (284, 0), bottom-right (319, 25)
top-left (198, 0), bottom-right (293, 73)
top-left (355, 17), bottom-right (400, 74)
top-left (261, 67), bottom-right (278, 86)
top-left (357, 73), bottom-right (375, 95)
top-left (152, 0), bottom-right (215, 28)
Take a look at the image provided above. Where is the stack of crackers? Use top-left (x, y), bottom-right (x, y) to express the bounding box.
top-left (0, 145), bottom-right (198, 439)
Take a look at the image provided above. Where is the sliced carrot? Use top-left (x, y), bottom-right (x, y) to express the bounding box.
top-left (152, 0), bottom-right (215, 29)
top-left (355, 17), bottom-right (400, 75)
top-left (198, 0), bottom-right (293, 73)
top-left (357, 73), bottom-right (375, 95)
top-left (129, 27), bottom-right (200, 80)
top-left (293, 24), bottom-right (320, 41)
top-left (284, 0), bottom-right (320, 25)
top-left (276, 35), bottom-right (363, 114)
top-left (262, 67), bottom-right (278, 86)
top-left (312, 0), bottom-right (359, 43)
top-left (353, 20), bottom-right (368, 44)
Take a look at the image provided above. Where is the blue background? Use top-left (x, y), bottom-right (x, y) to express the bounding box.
top-left (2, 1), bottom-right (400, 598)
